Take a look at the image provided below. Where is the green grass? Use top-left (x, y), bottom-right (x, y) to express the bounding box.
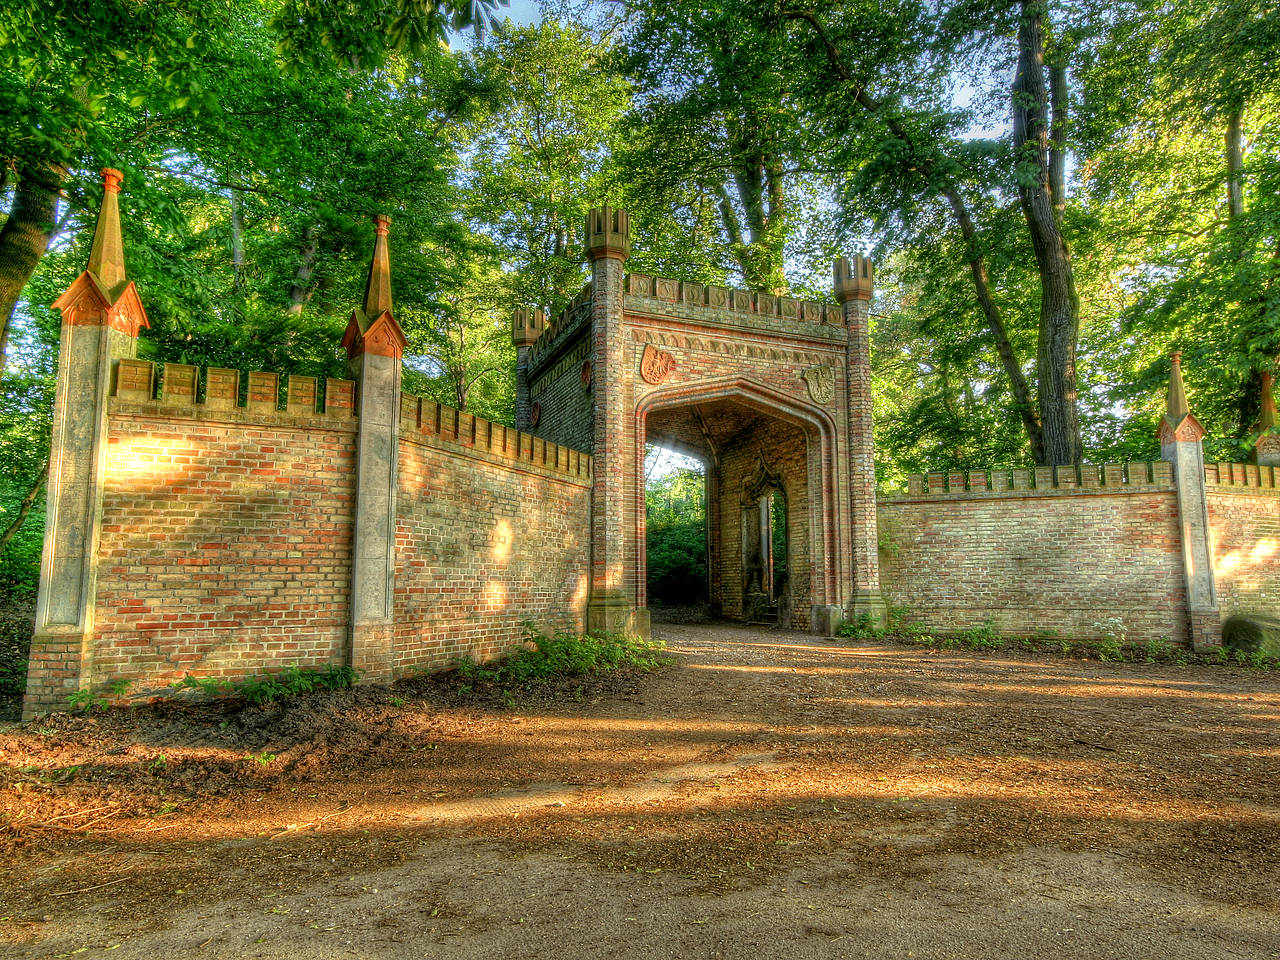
top-left (65, 664), bottom-right (361, 712)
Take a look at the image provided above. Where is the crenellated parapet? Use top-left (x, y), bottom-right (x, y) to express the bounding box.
top-left (1206, 461), bottom-right (1280, 497)
top-left (110, 358), bottom-right (357, 419)
top-left (525, 284), bottom-right (593, 371)
top-left (885, 461), bottom-right (1176, 499)
top-left (399, 394), bottom-right (592, 483)
top-left (519, 271), bottom-right (851, 373)
top-left (623, 273), bottom-right (844, 327)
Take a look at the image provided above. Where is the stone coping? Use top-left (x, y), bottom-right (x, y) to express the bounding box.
top-left (108, 397), bottom-right (358, 433)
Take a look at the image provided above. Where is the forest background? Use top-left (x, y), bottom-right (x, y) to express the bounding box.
top-left (0, 0), bottom-right (1276, 619)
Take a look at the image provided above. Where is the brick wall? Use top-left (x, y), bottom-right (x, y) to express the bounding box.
top-left (877, 463), bottom-right (1190, 644)
top-left (1205, 464), bottom-right (1280, 621)
top-left (394, 395), bottom-right (591, 672)
top-left (528, 292), bottom-right (595, 453)
top-left (91, 402), bottom-right (357, 691)
top-left (25, 359), bottom-right (594, 714)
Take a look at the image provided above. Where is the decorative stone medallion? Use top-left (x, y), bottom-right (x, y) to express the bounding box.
top-left (640, 344), bottom-right (675, 385)
top-left (802, 364), bottom-right (835, 405)
top-left (581, 359), bottom-right (593, 388)
top-left (530, 402), bottom-right (542, 427)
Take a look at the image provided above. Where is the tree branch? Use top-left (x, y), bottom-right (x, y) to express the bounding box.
top-left (0, 458), bottom-right (48, 555)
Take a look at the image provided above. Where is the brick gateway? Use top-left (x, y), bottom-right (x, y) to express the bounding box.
top-left (22, 173), bottom-right (1280, 717)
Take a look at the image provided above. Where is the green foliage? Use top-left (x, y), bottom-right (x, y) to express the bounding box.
top-left (67, 688), bottom-right (110, 713)
top-left (838, 613), bottom-right (881, 640)
top-left (170, 664), bottom-right (360, 705)
top-left (0, 656), bottom-right (25, 698)
top-left (0, 500), bottom-right (41, 603)
top-left (452, 625), bottom-right (668, 688)
top-left (271, 0), bottom-right (507, 74)
top-left (1076, 0), bottom-right (1280, 453)
top-left (645, 464), bottom-right (706, 604)
top-left (841, 608), bottom-right (1280, 669)
top-left (462, 19), bottom-right (630, 313)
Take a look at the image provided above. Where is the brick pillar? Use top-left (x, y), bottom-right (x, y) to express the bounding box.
top-left (834, 256), bottom-right (886, 630)
top-left (341, 215), bottom-right (407, 681)
top-left (25, 169), bottom-right (150, 718)
top-left (512, 308), bottom-right (544, 431)
top-left (1158, 351), bottom-right (1220, 650)
top-left (584, 206), bottom-right (649, 638)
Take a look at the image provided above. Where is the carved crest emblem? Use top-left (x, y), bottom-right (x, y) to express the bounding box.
top-left (581, 359), bottom-right (593, 388)
top-left (529, 402), bottom-right (542, 427)
top-left (802, 364), bottom-right (835, 405)
top-left (640, 344), bottom-right (675, 385)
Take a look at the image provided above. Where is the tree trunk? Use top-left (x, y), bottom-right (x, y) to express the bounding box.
top-left (1227, 100), bottom-right (1257, 436)
top-left (1049, 59), bottom-right (1068, 228)
top-left (1226, 101), bottom-right (1245, 220)
top-left (1012, 0), bottom-right (1082, 465)
top-left (229, 188), bottom-right (246, 290)
top-left (0, 166), bottom-right (65, 370)
top-left (719, 105), bottom-right (787, 293)
top-left (0, 459), bottom-right (48, 555)
top-left (943, 190), bottom-right (1047, 463)
top-left (286, 224), bottom-right (319, 316)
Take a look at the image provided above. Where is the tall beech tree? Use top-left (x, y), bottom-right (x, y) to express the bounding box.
top-left (1077, 0), bottom-right (1280, 455)
top-left (1010, 0), bottom-right (1082, 464)
top-left (765, 0), bottom-right (1088, 464)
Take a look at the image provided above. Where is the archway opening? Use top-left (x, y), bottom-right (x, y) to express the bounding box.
top-left (644, 444), bottom-right (708, 616)
top-left (641, 389), bottom-right (823, 630)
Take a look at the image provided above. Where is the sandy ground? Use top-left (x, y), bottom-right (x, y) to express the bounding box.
top-left (2, 622), bottom-right (1280, 959)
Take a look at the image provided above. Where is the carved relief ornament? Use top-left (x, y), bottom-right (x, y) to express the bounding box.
top-left (802, 364), bottom-right (835, 405)
top-left (640, 343), bottom-right (675, 385)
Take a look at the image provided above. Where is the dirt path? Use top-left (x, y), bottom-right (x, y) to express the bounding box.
top-left (3, 623), bottom-right (1280, 959)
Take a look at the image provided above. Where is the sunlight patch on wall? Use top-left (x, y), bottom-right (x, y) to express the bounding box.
top-left (492, 518), bottom-right (513, 562)
top-left (108, 434), bottom-right (186, 480)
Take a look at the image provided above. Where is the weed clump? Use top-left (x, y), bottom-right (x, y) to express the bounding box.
top-left (454, 627), bottom-right (668, 686)
top-left (836, 609), bottom-right (1280, 670)
top-left (437, 626), bottom-right (670, 707)
top-left (169, 664), bottom-right (360, 705)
